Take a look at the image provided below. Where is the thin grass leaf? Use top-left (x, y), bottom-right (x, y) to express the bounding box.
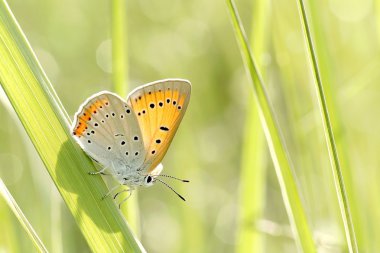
top-left (0, 179), bottom-right (48, 253)
top-left (0, 0), bottom-right (145, 252)
top-left (295, 1), bottom-right (358, 252)
top-left (226, 0), bottom-right (316, 252)
top-left (111, 0), bottom-right (140, 235)
top-left (307, 0), bottom-right (364, 250)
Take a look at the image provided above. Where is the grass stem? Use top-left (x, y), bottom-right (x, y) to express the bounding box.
top-left (295, 0), bottom-right (358, 252)
top-left (226, 0), bottom-right (316, 251)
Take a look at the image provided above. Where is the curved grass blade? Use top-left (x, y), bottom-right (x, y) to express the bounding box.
top-left (0, 179), bottom-right (48, 253)
top-left (226, 0), bottom-right (316, 251)
top-left (295, 0), bottom-right (358, 252)
top-left (0, 0), bottom-right (145, 252)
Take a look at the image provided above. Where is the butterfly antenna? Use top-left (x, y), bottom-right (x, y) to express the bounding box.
top-left (154, 178), bottom-right (186, 201)
top-left (157, 174), bottom-right (190, 183)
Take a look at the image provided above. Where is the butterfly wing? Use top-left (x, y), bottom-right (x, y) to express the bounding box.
top-left (126, 79), bottom-right (191, 173)
top-left (71, 91), bottom-right (146, 172)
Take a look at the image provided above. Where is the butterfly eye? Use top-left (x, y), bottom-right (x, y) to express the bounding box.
top-left (144, 175), bottom-right (154, 186)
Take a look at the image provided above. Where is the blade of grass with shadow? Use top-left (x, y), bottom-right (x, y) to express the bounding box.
top-left (295, 0), bottom-right (358, 252)
top-left (0, 0), bottom-right (145, 252)
top-left (0, 179), bottom-right (48, 253)
top-left (226, 0), bottom-right (315, 252)
top-left (111, 0), bottom-right (140, 235)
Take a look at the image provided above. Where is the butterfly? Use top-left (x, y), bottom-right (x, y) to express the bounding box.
top-left (71, 79), bottom-right (191, 207)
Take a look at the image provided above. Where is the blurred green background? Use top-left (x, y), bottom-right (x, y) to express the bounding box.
top-left (1, 0), bottom-right (379, 252)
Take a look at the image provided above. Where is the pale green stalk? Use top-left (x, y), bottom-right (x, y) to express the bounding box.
top-left (295, 0), bottom-right (358, 252)
top-left (111, 0), bottom-right (140, 234)
top-left (226, 0), bottom-right (315, 252)
top-left (111, 0), bottom-right (128, 96)
top-left (236, 97), bottom-right (267, 253)
top-left (0, 0), bottom-right (145, 252)
top-left (235, 0), bottom-right (270, 252)
top-left (0, 179), bottom-right (48, 253)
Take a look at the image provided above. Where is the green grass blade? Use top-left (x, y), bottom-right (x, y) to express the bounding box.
top-left (111, 0), bottom-right (140, 234)
top-left (295, 1), bottom-right (358, 252)
top-left (0, 0), bottom-right (145, 252)
top-left (307, 0), bottom-right (364, 250)
top-left (226, 0), bottom-right (316, 252)
top-left (0, 179), bottom-right (48, 253)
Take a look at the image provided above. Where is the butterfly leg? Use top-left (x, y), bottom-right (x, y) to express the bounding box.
top-left (114, 188), bottom-right (134, 209)
top-left (101, 184), bottom-right (122, 200)
top-left (88, 166), bottom-right (109, 175)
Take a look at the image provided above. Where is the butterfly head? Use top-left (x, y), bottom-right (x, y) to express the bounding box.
top-left (118, 163), bottom-right (163, 187)
top-left (119, 173), bottom-right (155, 187)
top-left (141, 162), bottom-right (164, 187)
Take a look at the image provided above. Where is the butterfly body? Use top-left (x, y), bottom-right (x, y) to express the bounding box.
top-left (71, 79), bottom-right (191, 198)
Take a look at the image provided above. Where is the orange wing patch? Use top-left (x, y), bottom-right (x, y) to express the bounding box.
top-left (146, 88), bottom-right (186, 171)
top-left (73, 98), bottom-right (109, 137)
top-left (127, 80), bottom-right (191, 173)
top-left (130, 92), bottom-right (152, 146)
